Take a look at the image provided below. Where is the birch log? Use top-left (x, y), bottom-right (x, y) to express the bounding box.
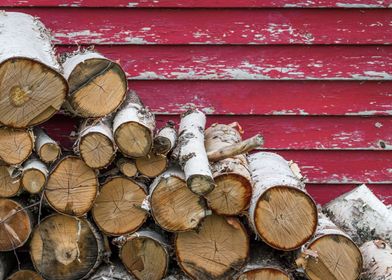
top-left (248, 152), bottom-right (317, 251)
top-left (175, 214), bottom-right (249, 279)
top-left (113, 92), bottom-right (155, 158)
top-left (30, 214), bottom-right (104, 280)
top-left (149, 168), bottom-right (209, 232)
top-left (117, 158), bottom-right (137, 177)
top-left (360, 240), bottom-right (392, 280)
top-left (153, 122), bottom-right (177, 155)
top-left (135, 152), bottom-right (168, 178)
top-left (324, 184), bottom-right (392, 245)
top-left (0, 12), bottom-right (67, 128)
top-left (0, 127), bottom-right (34, 165)
top-left (34, 128), bottom-right (61, 163)
top-left (297, 214), bottom-right (363, 280)
top-left (62, 51), bottom-right (127, 118)
top-left (0, 165), bottom-right (21, 198)
top-left (175, 109), bottom-right (215, 195)
top-left (21, 158), bottom-right (48, 194)
top-left (6, 270), bottom-right (43, 280)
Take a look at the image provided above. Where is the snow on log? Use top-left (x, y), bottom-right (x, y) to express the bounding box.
top-left (34, 127), bottom-right (61, 163)
top-left (360, 240), bottom-right (392, 280)
top-left (153, 122), bottom-right (177, 155)
top-left (21, 158), bottom-right (48, 194)
top-left (0, 127), bottom-right (34, 165)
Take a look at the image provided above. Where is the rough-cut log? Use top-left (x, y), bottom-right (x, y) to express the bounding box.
top-left (0, 198), bottom-right (32, 251)
top-left (62, 50), bottom-right (127, 118)
top-left (113, 92), bottom-right (155, 158)
top-left (115, 229), bottom-right (170, 280)
top-left (0, 12), bottom-right (67, 128)
top-left (204, 123), bottom-right (252, 215)
top-left (21, 158), bottom-right (48, 194)
top-left (30, 214), bottom-right (104, 280)
top-left (175, 109), bottom-right (215, 195)
top-left (135, 152), bottom-right (168, 178)
top-left (6, 270), bottom-right (43, 280)
top-left (360, 240), bottom-right (392, 280)
top-left (89, 261), bottom-right (134, 280)
top-left (34, 128), bottom-right (61, 163)
top-left (76, 118), bottom-right (116, 169)
top-left (117, 158), bottom-right (137, 178)
top-left (175, 214), bottom-right (249, 279)
top-left (248, 152), bottom-right (317, 251)
top-left (297, 214), bottom-right (363, 280)
top-left (92, 176), bottom-right (147, 236)
top-left (0, 165), bottom-right (21, 198)
top-left (324, 184), bottom-right (392, 245)
top-left (153, 122), bottom-right (177, 155)
top-left (45, 156), bottom-right (98, 216)
top-left (0, 253), bottom-right (14, 280)
top-left (149, 168), bottom-right (209, 232)
top-left (0, 127), bottom-right (34, 165)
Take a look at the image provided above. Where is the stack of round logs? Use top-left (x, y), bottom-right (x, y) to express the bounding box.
top-left (1, 11), bottom-right (391, 280)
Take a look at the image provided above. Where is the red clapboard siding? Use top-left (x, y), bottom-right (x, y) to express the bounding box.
top-left (7, 8), bottom-right (392, 44)
top-left (2, 0), bottom-right (390, 8)
top-left (131, 80), bottom-right (392, 116)
top-left (58, 45), bottom-right (392, 80)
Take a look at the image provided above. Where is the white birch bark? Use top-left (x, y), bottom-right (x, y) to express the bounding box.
top-left (360, 240), bottom-right (392, 280)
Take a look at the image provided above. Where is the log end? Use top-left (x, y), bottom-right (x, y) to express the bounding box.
top-left (6, 270), bottom-right (43, 280)
top-left (135, 153), bottom-right (168, 178)
top-left (237, 268), bottom-right (290, 280)
top-left (39, 143), bottom-right (61, 163)
top-left (117, 158), bottom-right (138, 177)
top-left (0, 166), bottom-right (21, 198)
top-left (80, 132), bottom-right (116, 169)
top-left (21, 168), bottom-right (46, 194)
top-left (187, 175), bottom-right (215, 196)
top-left (115, 122), bottom-right (153, 158)
top-left (0, 127), bottom-right (33, 165)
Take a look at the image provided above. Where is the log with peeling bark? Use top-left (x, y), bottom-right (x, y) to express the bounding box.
top-left (113, 92), bottom-right (155, 158)
top-left (92, 176), bottom-right (147, 236)
top-left (75, 118), bottom-right (116, 169)
top-left (117, 157), bottom-right (137, 177)
top-left (360, 240), bottom-right (392, 280)
top-left (0, 127), bottom-right (34, 165)
top-left (149, 167), bottom-right (209, 232)
top-left (30, 214), bottom-right (104, 280)
top-left (174, 109), bottom-right (215, 195)
top-left (0, 253), bottom-right (14, 280)
top-left (204, 123), bottom-right (254, 215)
top-left (153, 122), bottom-right (177, 155)
top-left (0, 165), bottom-right (21, 198)
top-left (115, 229), bottom-right (170, 280)
top-left (324, 184), bottom-right (392, 245)
top-left (21, 158), bottom-right (48, 194)
top-left (296, 214), bottom-right (363, 280)
top-left (62, 50), bottom-right (127, 118)
top-left (34, 127), bottom-right (61, 163)
top-left (248, 152), bottom-right (318, 251)
top-left (135, 152), bottom-right (168, 178)
top-left (0, 198), bottom-right (32, 251)
top-left (0, 12), bottom-right (67, 128)
top-left (45, 156), bottom-right (98, 216)
top-left (175, 214), bottom-right (249, 279)
top-left (6, 270), bottom-right (43, 280)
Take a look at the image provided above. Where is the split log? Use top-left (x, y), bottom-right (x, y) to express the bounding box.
top-left (175, 214), bottom-right (249, 279)
top-left (33, 128), bottom-right (61, 163)
top-left (89, 261), bottom-right (135, 280)
top-left (76, 118), bottom-right (116, 169)
top-left (115, 229), bottom-right (170, 280)
top-left (0, 253), bottom-right (14, 280)
top-left (0, 12), bottom-right (67, 128)
top-left (113, 92), bottom-right (155, 158)
top-left (360, 240), bottom-right (392, 280)
top-left (45, 156), bottom-right (98, 216)
top-left (135, 152), bottom-right (168, 178)
top-left (117, 158), bottom-right (137, 177)
top-left (248, 152), bottom-right (317, 251)
top-left (324, 184), bottom-right (392, 245)
top-left (92, 176), bottom-right (147, 236)
top-left (0, 127), bottom-right (34, 165)
top-left (6, 270), bottom-right (43, 280)
top-left (0, 198), bottom-right (32, 251)
top-left (30, 214), bottom-right (104, 280)
top-left (204, 123), bottom-right (253, 215)
top-left (175, 109), bottom-right (215, 195)
top-left (0, 165), bottom-right (21, 198)
top-left (297, 214), bottom-right (363, 280)
top-left (62, 51), bottom-right (127, 118)
top-left (149, 168), bottom-right (209, 232)
top-left (153, 122), bottom-right (177, 155)
top-left (21, 158), bottom-right (48, 194)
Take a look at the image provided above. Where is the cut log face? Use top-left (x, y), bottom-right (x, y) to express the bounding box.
top-left (248, 152), bottom-right (317, 251)
top-left (45, 156), bottom-right (98, 216)
top-left (135, 152), bottom-right (168, 178)
top-left (92, 176), bottom-right (147, 236)
top-left (150, 168), bottom-right (208, 232)
top-left (360, 240), bottom-right (392, 280)
top-left (0, 165), bottom-right (21, 198)
top-left (153, 124), bottom-right (177, 155)
top-left (63, 51), bottom-right (127, 118)
top-left (34, 128), bottom-right (61, 163)
top-left (21, 158), bottom-right (48, 194)
top-left (0, 198), bottom-right (32, 252)
top-left (0, 12), bottom-right (67, 128)
top-left (30, 214), bottom-right (103, 280)
top-left (0, 127), bottom-right (34, 165)
top-left (237, 269), bottom-right (290, 280)
top-left (117, 158), bottom-right (137, 177)
top-left (6, 270), bottom-right (43, 280)
top-left (175, 214), bottom-right (249, 279)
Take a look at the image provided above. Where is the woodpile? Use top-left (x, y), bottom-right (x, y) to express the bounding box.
top-left (1, 11), bottom-right (391, 280)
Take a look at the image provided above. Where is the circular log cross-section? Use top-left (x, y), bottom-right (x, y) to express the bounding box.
top-left (0, 165), bottom-right (21, 198)
top-left (34, 128), bottom-right (61, 163)
top-left (21, 158), bottom-right (48, 194)
top-left (0, 198), bottom-right (32, 252)
top-left (117, 158), bottom-right (137, 178)
top-left (45, 156), bottom-right (98, 216)
top-left (0, 127), bottom-right (33, 165)
top-left (7, 270), bottom-right (43, 280)
top-left (92, 177), bottom-right (147, 236)
top-left (237, 269), bottom-right (290, 280)
top-left (63, 52), bottom-right (127, 118)
top-left (0, 12), bottom-right (67, 128)
top-left (175, 214), bottom-right (249, 279)
top-left (135, 153), bottom-right (168, 178)
top-left (30, 214), bottom-right (103, 280)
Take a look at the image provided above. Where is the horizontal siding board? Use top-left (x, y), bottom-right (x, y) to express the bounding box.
top-left (6, 8), bottom-right (392, 45)
top-left (131, 80), bottom-right (392, 116)
top-left (57, 45), bottom-right (392, 80)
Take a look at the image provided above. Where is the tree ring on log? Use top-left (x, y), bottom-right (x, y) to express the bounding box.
top-left (0, 166), bottom-right (21, 198)
top-left (237, 268), bottom-right (290, 280)
top-left (6, 270), bottom-right (43, 280)
top-left (0, 127), bottom-right (34, 165)
top-left (79, 132), bottom-right (115, 169)
top-left (39, 143), bottom-right (61, 163)
top-left (114, 122), bottom-right (152, 158)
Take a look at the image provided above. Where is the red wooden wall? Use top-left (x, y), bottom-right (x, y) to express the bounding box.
top-left (2, 0), bottom-right (392, 205)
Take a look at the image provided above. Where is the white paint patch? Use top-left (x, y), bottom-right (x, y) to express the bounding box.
top-left (336, 3), bottom-right (383, 7)
top-left (132, 71), bottom-right (166, 79)
top-left (375, 122), bottom-right (383, 128)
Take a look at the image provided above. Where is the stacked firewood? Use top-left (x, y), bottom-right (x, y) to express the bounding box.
top-left (0, 11), bottom-right (391, 280)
